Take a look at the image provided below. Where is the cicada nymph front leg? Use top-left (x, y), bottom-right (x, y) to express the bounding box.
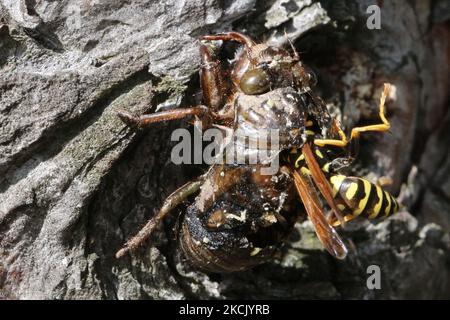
top-left (116, 39), bottom-right (234, 129)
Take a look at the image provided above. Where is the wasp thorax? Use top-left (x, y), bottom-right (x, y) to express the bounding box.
top-left (239, 68), bottom-right (270, 95)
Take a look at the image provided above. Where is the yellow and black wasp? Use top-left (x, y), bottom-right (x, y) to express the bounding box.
top-left (286, 83), bottom-right (399, 259)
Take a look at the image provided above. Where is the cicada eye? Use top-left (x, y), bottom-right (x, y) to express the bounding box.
top-left (239, 68), bottom-right (270, 95)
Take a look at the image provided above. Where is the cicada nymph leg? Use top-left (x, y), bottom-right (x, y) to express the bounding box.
top-left (116, 106), bottom-right (208, 128)
top-left (116, 179), bottom-right (204, 258)
top-left (116, 39), bottom-right (236, 128)
top-left (199, 43), bottom-right (229, 111)
top-left (201, 32), bottom-right (255, 48)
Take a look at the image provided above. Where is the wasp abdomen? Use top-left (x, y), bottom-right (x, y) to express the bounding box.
top-left (287, 144), bottom-right (399, 226)
top-left (329, 175), bottom-right (399, 225)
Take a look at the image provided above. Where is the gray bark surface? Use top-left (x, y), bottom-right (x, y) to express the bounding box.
top-left (0, 0), bottom-right (449, 299)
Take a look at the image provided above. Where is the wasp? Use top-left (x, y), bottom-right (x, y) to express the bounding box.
top-left (115, 32), bottom-right (399, 272)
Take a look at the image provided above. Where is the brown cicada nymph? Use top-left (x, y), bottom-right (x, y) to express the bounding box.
top-left (115, 32), bottom-right (399, 272)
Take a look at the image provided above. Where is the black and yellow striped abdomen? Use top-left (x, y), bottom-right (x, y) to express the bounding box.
top-left (285, 146), bottom-right (400, 226)
top-left (328, 175), bottom-right (399, 226)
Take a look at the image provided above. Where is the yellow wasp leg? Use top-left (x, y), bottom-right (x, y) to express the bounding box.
top-left (349, 83), bottom-right (391, 140)
top-left (331, 214), bottom-right (357, 227)
top-left (314, 83), bottom-right (392, 148)
top-left (314, 118), bottom-right (348, 147)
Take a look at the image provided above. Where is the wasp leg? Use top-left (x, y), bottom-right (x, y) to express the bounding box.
top-left (116, 179), bottom-right (203, 258)
top-left (201, 32), bottom-right (255, 48)
top-left (313, 118), bottom-right (348, 148)
top-left (314, 83), bottom-right (392, 156)
top-left (116, 106), bottom-right (208, 128)
top-left (377, 176), bottom-right (393, 187)
top-left (348, 83), bottom-right (391, 139)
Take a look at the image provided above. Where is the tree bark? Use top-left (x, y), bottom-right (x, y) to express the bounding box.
top-left (0, 0), bottom-right (449, 299)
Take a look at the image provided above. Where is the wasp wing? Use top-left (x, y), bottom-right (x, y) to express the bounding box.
top-left (292, 169), bottom-right (348, 259)
top-left (301, 143), bottom-right (346, 226)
